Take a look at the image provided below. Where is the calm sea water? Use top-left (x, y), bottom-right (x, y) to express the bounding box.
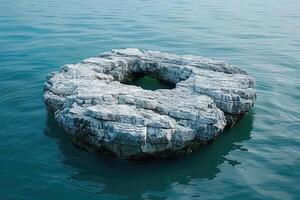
top-left (1, 0), bottom-right (300, 199)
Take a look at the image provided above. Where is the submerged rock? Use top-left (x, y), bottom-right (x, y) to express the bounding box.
top-left (44, 48), bottom-right (256, 159)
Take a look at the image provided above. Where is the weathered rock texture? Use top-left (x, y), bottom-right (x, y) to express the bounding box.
top-left (44, 48), bottom-right (256, 159)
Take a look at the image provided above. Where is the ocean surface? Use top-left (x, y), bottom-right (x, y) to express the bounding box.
top-left (0, 0), bottom-right (300, 199)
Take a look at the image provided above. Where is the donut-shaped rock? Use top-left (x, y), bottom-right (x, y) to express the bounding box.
top-left (44, 48), bottom-right (256, 159)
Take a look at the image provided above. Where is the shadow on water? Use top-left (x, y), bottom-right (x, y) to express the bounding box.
top-left (44, 111), bottom-right (254, 198)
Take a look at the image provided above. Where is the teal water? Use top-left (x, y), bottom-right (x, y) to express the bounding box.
top-left (0, 0), bottom-right (300, 199)
top-left (124, 75), bottom-right (175, 90)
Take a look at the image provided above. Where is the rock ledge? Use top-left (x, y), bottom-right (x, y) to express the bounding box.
top-left (44, 48), bottom-right (256, 159)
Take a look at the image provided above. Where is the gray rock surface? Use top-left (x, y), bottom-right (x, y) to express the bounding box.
top-left (44, 48), bottom-right (256, 159)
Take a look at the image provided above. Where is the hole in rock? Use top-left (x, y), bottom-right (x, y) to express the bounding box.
top-left (123, 73), bottom-right (176, 91)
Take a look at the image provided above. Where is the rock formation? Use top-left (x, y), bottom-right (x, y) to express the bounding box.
top-left (44, 48), bottom-right (256, 159)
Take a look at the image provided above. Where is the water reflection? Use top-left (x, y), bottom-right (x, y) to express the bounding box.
top-left (44, 111), bottom-right (254, 198)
